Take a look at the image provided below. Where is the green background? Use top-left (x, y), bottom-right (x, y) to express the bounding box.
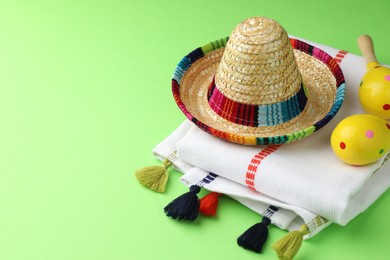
top-left (1, 0), bottom-right (389, 259)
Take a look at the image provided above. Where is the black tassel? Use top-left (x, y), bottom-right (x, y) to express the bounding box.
top-left (237, 216), bottom-right (271, 253)
top-left (164, 185), bottom-right (201, 221)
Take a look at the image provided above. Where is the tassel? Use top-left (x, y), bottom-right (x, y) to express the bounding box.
top-left (135, 159), bottom-right (172, 193)
top-left (164, 185), bottom-right (201, 221)
top-left (272, 224), bottom-right (309, 260)
top-left (237, 216), bottom-right (271, 253)
top-left (199, 192), bottom-right (221, 216)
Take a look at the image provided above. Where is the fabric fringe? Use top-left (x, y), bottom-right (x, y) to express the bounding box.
top-left (164, 185), bottom-right (201, 221)
top-left (135, 159), bottom-right (172, 193)
top-left (237, 216), bottom-right (271, 253)
top-left (199, 192), bottom-right (221, 216)
top-left (272, 224), bottom-right (309, 260)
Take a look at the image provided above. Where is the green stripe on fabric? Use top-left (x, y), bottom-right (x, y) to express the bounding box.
top-left (201, 37), bottom-right (229, 54)
top-left (201, 42), bottom-right (215, 54)
top-left (287, 127), bottom-right (315, 143)
top-left (215, 39), bottom-right (220, 49)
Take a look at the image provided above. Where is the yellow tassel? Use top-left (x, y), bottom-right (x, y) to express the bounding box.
top-left (272, 224), bottom-right (309, 260)
top-left (135, 159), bottom-right (172, 193)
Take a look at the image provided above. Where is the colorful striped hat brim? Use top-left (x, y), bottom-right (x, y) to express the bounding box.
top-left (172, 19), bottom-right (345, 145)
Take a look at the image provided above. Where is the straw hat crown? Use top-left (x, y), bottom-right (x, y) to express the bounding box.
top-left (214, 17), bottom-right (302, 105)
top-left (207, 17), bottom-right (307, 127)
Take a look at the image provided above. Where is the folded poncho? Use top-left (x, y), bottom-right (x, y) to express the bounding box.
top-left (137, 37), bottom-right (390, 259)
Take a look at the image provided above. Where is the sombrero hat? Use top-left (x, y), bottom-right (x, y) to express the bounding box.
top-left (172, 17), bottom-right (346, 145)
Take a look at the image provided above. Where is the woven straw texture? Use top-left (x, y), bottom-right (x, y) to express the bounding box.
top-left (172, 17), bottom-right (345, 145)
top-left (215, 17), bottom-right (302, 105)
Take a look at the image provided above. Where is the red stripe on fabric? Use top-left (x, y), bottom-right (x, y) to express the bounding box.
top-left (245, 145), bottom-right (281, 190)
top-left (334, 50), bottom-right (348, 65)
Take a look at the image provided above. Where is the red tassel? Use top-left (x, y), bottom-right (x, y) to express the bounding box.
top-left (199, 192), bottom-right (222, 216)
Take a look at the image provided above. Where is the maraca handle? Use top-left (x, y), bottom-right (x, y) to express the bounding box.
top-left (358, 34), bottom-right (378, 65)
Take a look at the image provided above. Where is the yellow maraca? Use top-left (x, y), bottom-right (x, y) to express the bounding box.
top-left (358, 35), bottom-right (390, 120)
top-left (331, 114), bottom-right (390, 165)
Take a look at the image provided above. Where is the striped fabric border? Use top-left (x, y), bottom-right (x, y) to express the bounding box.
top-left (334, 50), bottom-right (348, 65)
top-left (207, 78), bottom-right (308, 127)
top-left (245, 145), bottom-right (281, 190)
top-left (307, 216), bottom-right (329, 234)
top-left (262, 205), bottom-right (279, 218)
top-left (197, 172), bottom-right (218, 187)
top-left (161, 152), bottom-right (218, 188)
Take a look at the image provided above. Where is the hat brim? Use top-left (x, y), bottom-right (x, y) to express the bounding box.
top-left (172, 37), bottom-right (346, 145)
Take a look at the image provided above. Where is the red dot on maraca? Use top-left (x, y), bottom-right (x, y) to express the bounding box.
top-left (383, 104), bottom-right (390, 111)
top-left (340, 142), bottom-right (346, 149)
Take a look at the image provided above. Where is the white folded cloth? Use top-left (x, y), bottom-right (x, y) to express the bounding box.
top-left (152, 37), bottom-right (390, 239)
top-left (153, 121), bottom-right (332, 238)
